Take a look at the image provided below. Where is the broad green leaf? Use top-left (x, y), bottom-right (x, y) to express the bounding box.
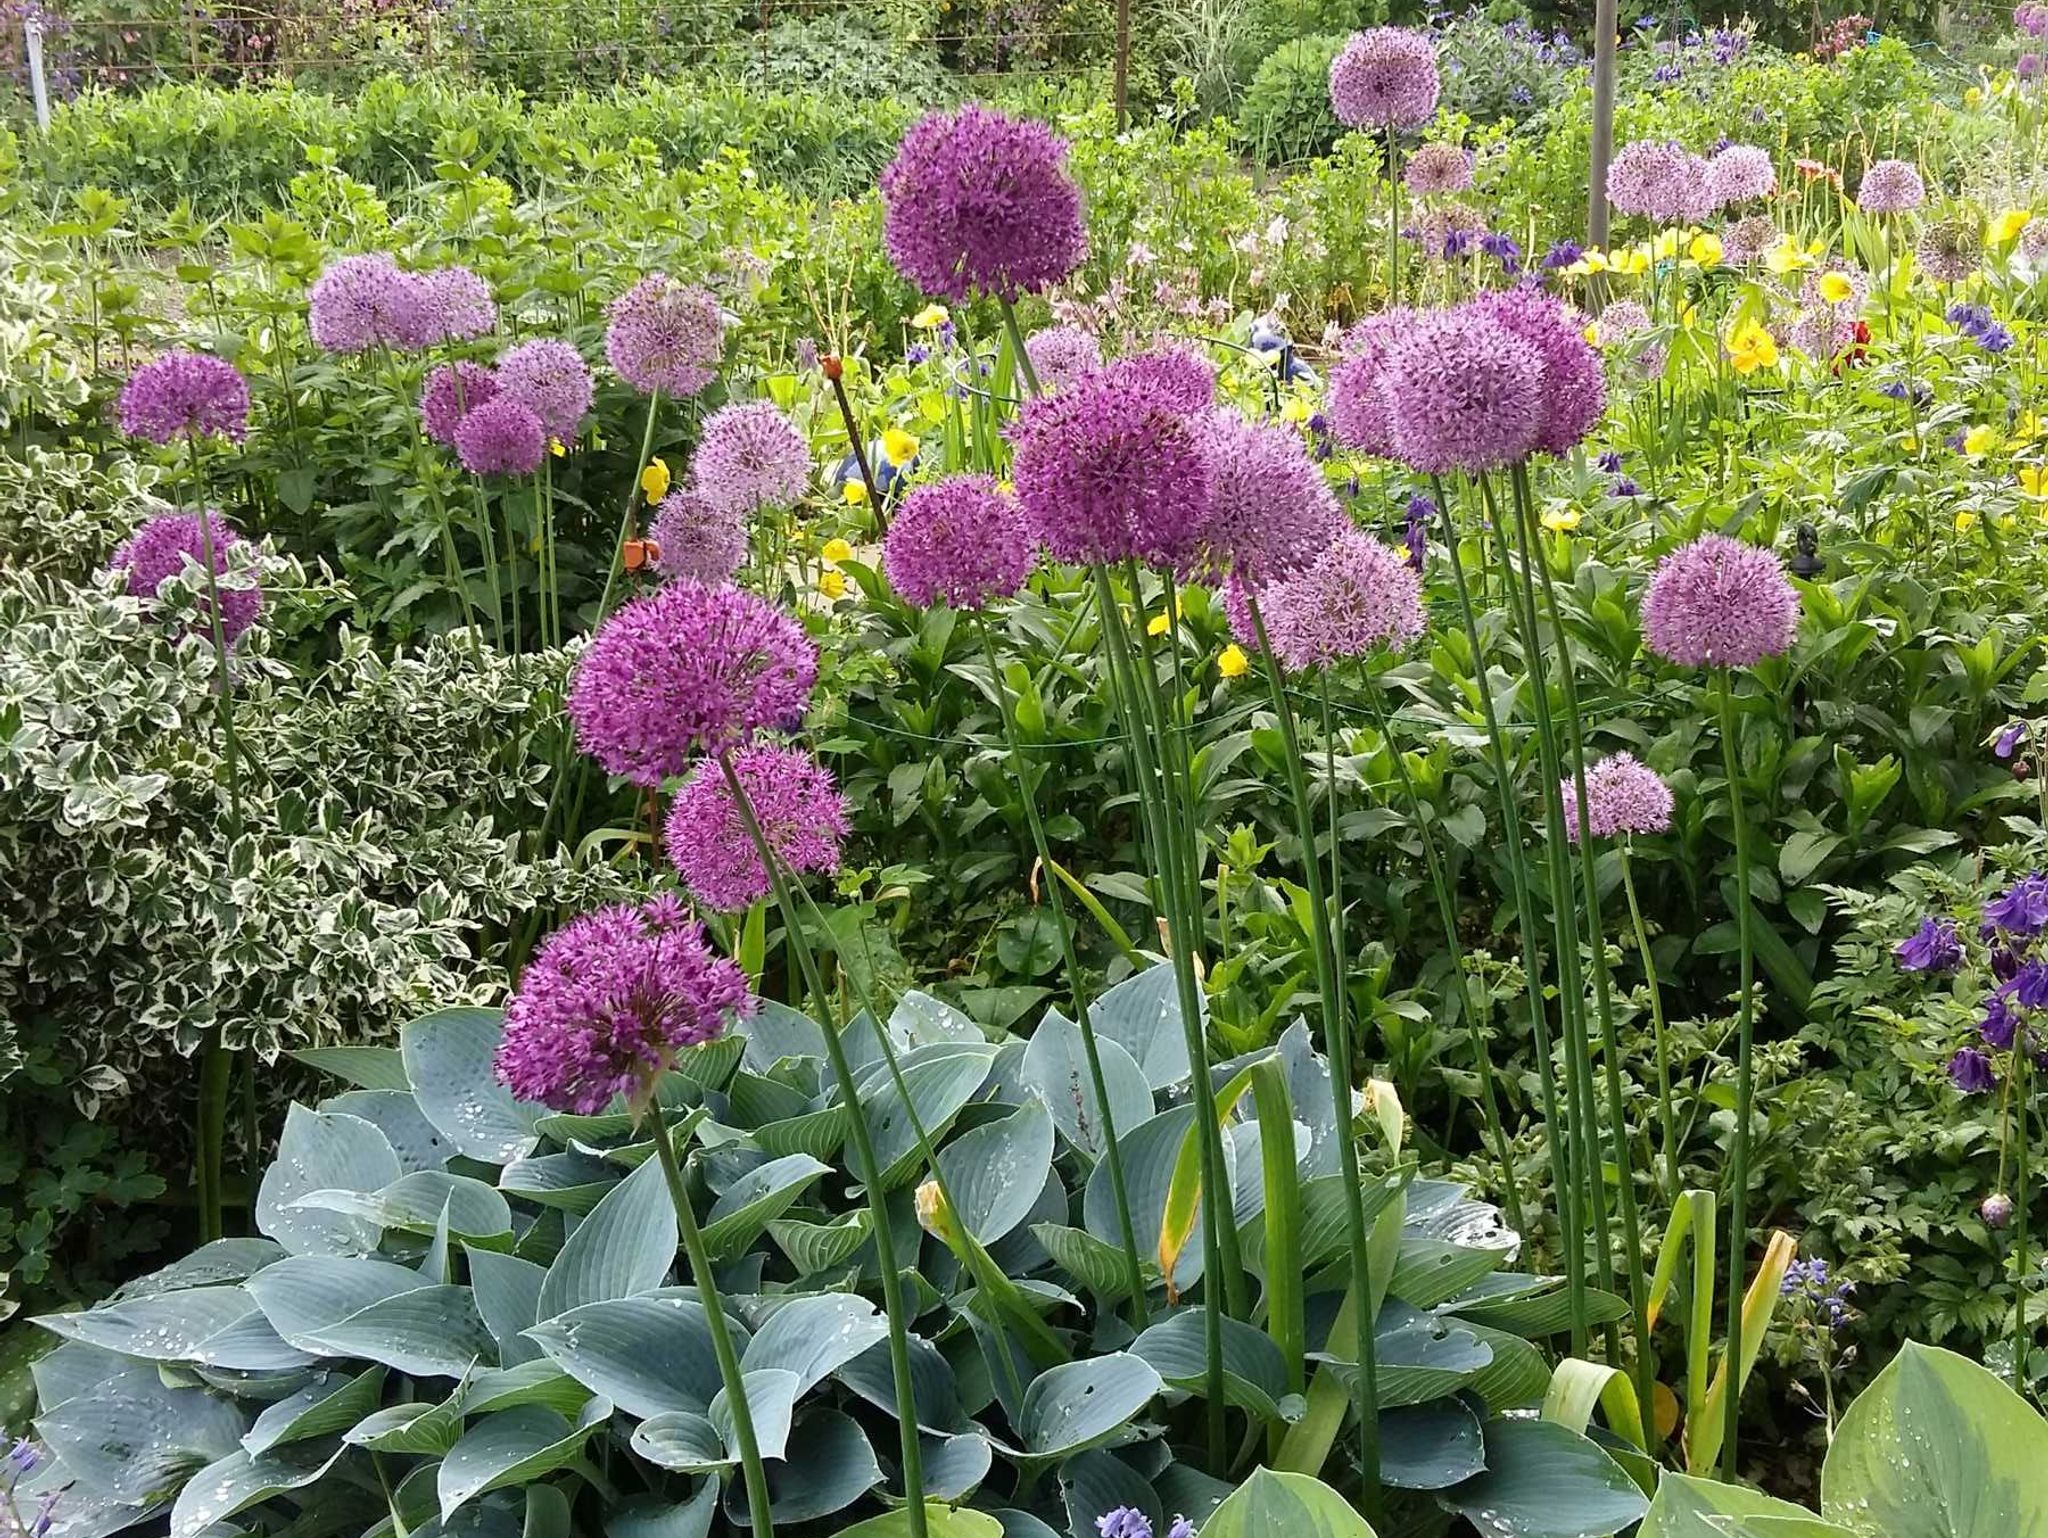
top-left (936, 1099), bottom-right (1055, 1244)
top-left (1543, 1358), bottom-right (1648, 1452)
top-left (1016, 1352), bottom-right (1163, 1458)
top-left (1132, 1309), bottom-right (1289, 1417)
top-left (1379, 1401), bottom-right (1485, 1490)
top-left (1089, 966), bottom-right (1194, 1089)
top-left (256, 1107), bottom-right (403, 1256)
top-left (1032, 1222), bottom-right (1145, 1301)
top-left (301, 1284), bottom-right (494, 1378)
top-left (831, 1503), bottom-right (1003, 1538)
top-left (740, 1293), bottom-right (888, 1395)
top-left (768, 1212), bottom-right (870, 1274)
top-left (293, 1046), bottom-right (411, 1092)
top-left (536, 1154), bottom-right (676, 1320)
top-left (439, 1402), bottom-right (610, 1518)
top-left (403, 1007), bottom-right (541, 1163)
top-left (346, 1398), bottom-right (465, 1455)
top-left (1639, 1473), bottom-right (1847, 1538)
top-left (169, 1443), bottom-right (343, 1538)
top-left (1438, 1418), bottom-right (1648, 1538)
top-left (700, 1153), bottom-right (831, 1259)
top-left (243, 1366), bottom-right (387, 1455)
top-left (527, 1294), bottom-right (728, 1417)
top-left (1023, 1008), bottom-right (1153, 1164)
top-left (1201, 1468), bottom-right (1377, 1538)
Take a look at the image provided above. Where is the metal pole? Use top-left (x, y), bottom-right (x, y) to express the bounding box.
top-left (1587, 0), bottom-right (1618, 252)
top-left (23, 13), bottom-right (50, 133)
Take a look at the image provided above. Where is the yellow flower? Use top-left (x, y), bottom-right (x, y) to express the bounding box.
top-left (1725, 317), bottom-right (1779, 375)
top-left (911, 303), bottom-right (951, 330)
top-left (1765, 239), bottom-right (1814, 275)
top-left (1688, 232), bottom-right (1724, 266)
top-left (1146, 608), bottom-right (1176, 637)
top-left (1281, 395), bottom-right (1312, 423)
top-left (1956, 509), bottom-right (1980, 532)
top-left (818, 569), bottom-right (848, 600)
top-left (1964, 424), bottom-right (1999, 457)
top-left (549, 437), bottom-right (567, 457)
top-left (1817, 271), bottom-right (1856, 304)
top-left (1541, 507), bottom-right (1581, 533)
top-left (1583, 323), bottom-right (1600, 345)
top-left (1678, 301), bottom-right (1698, 329)
top-left (1991, 208), bottom-right (2032, 245)
top-left (822, 537), bottom-right (853, 564)
top-left (2020, 411), bottom-right (2046, 442)
top-left (881, 427), bottom-right (921, 467)
top-left (1565, 249), bottom-right (1610, 277)
top-left (1653, 230), bottom-right (1680, 261)
top-left (640, 456), bottom-right (671, 503)
top-left (2020, 465), bottom-right (2048, 497)
top-left (841, 478), bottom-right (869, 505)
top-left (1966, 85), bottom-right (1985, 106)
top-left (1612, 247), bottom-right (1651, 276)
top-left (1217, 643), bottom-right (1250, 679)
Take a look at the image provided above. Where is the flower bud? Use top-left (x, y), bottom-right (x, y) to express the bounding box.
top-left (822, 353), bottom-right (845, 382)
top-left (1983, 1192), bottom-right (2015, 1229)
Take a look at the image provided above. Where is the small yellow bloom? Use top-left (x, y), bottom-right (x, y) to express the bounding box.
top-left (822, 537), bottom-right (854, 564)
top-left (1678, 301), bottom-right (1698, 328)
top-left (1956, 509), bottom-right (1980, 532)
top-left (1217, 643), bottom-right (1250, 679)
top-left (2020, 411), bottom-right (2046, 442)
top-left (1964, 424), bottom-right (1999, 457)
top-left (1818, 271), bottom-right (1856, 304)
top-left (1966, 85), bottom-right (1985, 106)
top-left (842, 478), bottom-right (869, 505)
top-left (911, 303), bottom-right (951, 330)
top-left (640, 456), bottom-right (672, 503)
top-left (1281, 395), bottom-right (1311, 423)
top-left (818, 568), bottom-right (848, 600)
top-left (1541, 507), bottom-right (1582, 533)
top-left (881, 427), bottom-right (921, 467)
top-left (1688, 232), bottom-right (1723, 266)
top-left (1612, 247), bottom-right (1651, 276)
top-left (549, 437), bottom-right (567, 457)
top-left (1583, 323), bottom-right (1600, 345)
top-left (1725, 318), bottom-right (1779, 375)
top-left (1992, 208), bottom-right (2032, 245)
top-left (1765, 239), bottom-right (1814, 276)
top-left (1653, 230), bottom-right (1680, 261)
top-left (1566, 249), bottom-right (1610, 277)
top-left (2020, 465), bottom-right (2048, 497)
top-left (1146, 609), bottom-right (1175, 637)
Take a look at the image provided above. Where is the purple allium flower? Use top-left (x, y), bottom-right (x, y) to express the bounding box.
top-left (1329, 27), bottom-right (1441, 130)
top-left (1856, 158), bottom-right (1926, 214)
top-left (1404, 142), bottom-right (1473, 196)
top-left (1379, 305), bottom-right (1545, 476)
top-left (567, 581), bottom-right (818, 785)
top-left (109, 511), bottom-right (262, 644)
top-left (495, 894), bottom-right (754, 1114)
top-left (1593, 302), bottom-right (1651, 347)
top-left (454, 396), bottom-right (546, 475)
top-left (2023, 50), bottom-right (2046, 79)
top-left (1703, 144), bottom-right (1776, 208)
top-left (116, 351), bottom-right (250, 444)
top-left (883, 473), bottom-right (1033, 609)
top-left (648, 489), bottom-right (748, 587)
top-left (1403, 493), bottom-right (1432, 569)
top-left (1326, 309), bottom-right (1417, 458)
top-left (1121, 346), bottom-right (1218, 415)
top-left (1948, 1046), bottom-right (1997, 1094)
top-left (1895, 916), bottom-right (1964, 973)
top-left (308, 252), bottom-right (429, 354)
top-left (1720, 214), bottom-right (1777, 265)
top-left (420, 361), bottom-right (499, 447)
top-left (1607, 140), bottom-right (1709, 223)
top-left (1986, 873), bottom-right (2048, 937)
top-left (1253, 529), bottom-right (1425, 670)
top-left (1918, 219), bottom-right (1982, 284)
top-left (421, 266), bottom-right (498, 342)
top-left (1024, 324), bottom-right (1102, 393)
top-left (1540, 240), bottom-right (1584, 271)
top-left (2022, 0), bottom-right (2048, 36)
top-left (1467, 288), bottom-right (1606, 456)
top-left (1995, 722), bottom-right (2027, 758)
top-left (1007, 357), bottom-right (1214, 569)
top-left (664, 744), bottom-right (848, 911)
top-left (605, 274), bottom-right (726, 398)
top-left (1560, 752), bottom-right (1674, 841)
top-left (880, 104), bottom-right (1087, 304)
top-left (1187, 409), bottom-right (1346, 586)
top-left (1640, 534), bottom-right (1800, 668)
top-left (1097, 1511), bottom-right (1152, 1538)
top-left (497, 338), bottom-right (594, 441)
top-left (691, 401), bottom-right (811, 519)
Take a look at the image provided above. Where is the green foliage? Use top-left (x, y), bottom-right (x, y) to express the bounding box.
top-left (1240, 35), bottom-right (1349, 167)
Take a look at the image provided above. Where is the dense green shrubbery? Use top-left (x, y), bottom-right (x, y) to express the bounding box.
top-left (1240, 35), bottom-right (1349, 165)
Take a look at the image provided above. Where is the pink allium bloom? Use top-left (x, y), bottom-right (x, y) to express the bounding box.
top-left (1720, 215), bottom-right (1777, 265)
top-left (497, 339), bottom-right (594, 441)
top-left (1467, 288), bottom-right (1605, 457)
top-left (1856, 158), bottom-right (1926, 214)
top-left (109, 510), bottom-right (262, 644)
top-left (1607, 140), bottom-right (1709, 223)
top-left (1255, 529), bottom-right (1424, 670)
top-left (567, 581), bottom-right (818, 785)
top-left (1404, 142), bottom-right (1474, 196)
top-left (691, 402), bottom-right (810, 519)
top-left (606, 274), bottom-right (726, 398)
top-left (308, 253), bottom-right (429, 354)
top-left (880, 104), bottom-right (1087, 303)
top-left (117, 351), bottom-right (250, 444)
top-left (1593, 301), bottom-right (1651, 345)
top-left (1561, 752), bottom-right (1675, 842)
top-left (421, 266), bottom-right (498, 342)
top-left (1008, 357), bottom-right (1215, 569)
top-left (1326, 309), bottom-right (1416, 457)
top-left (1641, 533), bottom-right (1800, 668)
top-left (664, 745), bottom-right (848, 912)
top-left (2022, 0), bottom-right (2048, 35)
top-left (1917, 219), bottom-right (1982, 284)
top-left (2020, 218), bottom-right (2048, 275)
top-left (1120, 346), bottom-right (1217, 415)
top-left (495, 893), bottom-right (753, 1114)
top-left (648, 489), bottom-right (748, 587)
top-left (1024, 325), bottom-right (1102, 392)
top-left (883, 473), bottom-right (1033, 609)
top-left (1188, 409), bottom-right (1345, 585)
top-left (1703, 144), bottom-right (1777, 209)
top-left (421, 361), bottom-right (499, 447)
top-left (454, 396), bottom-right (546, 475)
top-left (1329, 27), bottom-right (1441, 130)
top-left (1379, 306), bottom-right (1544, 476)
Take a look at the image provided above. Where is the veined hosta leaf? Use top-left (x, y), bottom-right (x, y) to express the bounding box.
top-left (526, 1294), bottom-right (727, 1418)
top-left (169, 1443), bottom-right (344, 1538)
top-left (1201, 1468), bottom-right (1377, 1538)
top-left (710, 1367), bottom-right (800, 1461)
top-left (300, 1284), bottom-right (494, 1378)
top-left (935, 1098), bottom-right (1054, 1245)
top-left (535, 1153), bottom-right (676, 1320)
top-left (402, 1007), bottom-right (540, 1163)
top-left (438, 1401), bottom-right (611, 1518)
top-left (37, 1284), bottom-right (257, 1362)
top-left (1439, 1418), bottom-right (1648, 1538)
top-left (1089, 965), bottom-right (1195, 1089)
top-left (1132, 1309), bottom-right (1289, 1418)
top-left (1016, 1353), bottom-right (1162, 1458)
top-left (768, 1212), bottom-right (870, 1275)
top-left (321, 1089), bottom-right (450, 1173)
top-left (243, 1366), bottom-right (388, 1454)
top-left (256, 1107), bottom-right (402, 1256)
top-left (245, 1254), bottom-right (432, 1351)
top-left (746, 1409), bottom-right (880, 1522)
top-left (740, 1293), bottom-right (888, 1396)
top-left (1022, 1007), bottom-right (1153, 1164)
top-left (699, 1153), bottom-right (831, 1259)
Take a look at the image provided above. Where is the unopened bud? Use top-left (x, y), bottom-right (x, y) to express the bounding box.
top-left (1983, 1192), bottom-right (2015, 1229)
top-left (822, 354), bottom-right (845, 382)
top-left (914, 1178), bottom-right (954, 1242)
top-left (2016, 759), bottom-right (2033, 781)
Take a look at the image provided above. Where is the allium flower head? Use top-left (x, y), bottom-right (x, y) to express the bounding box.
top-left (109, 510), bottom-right (262, 644)
top-left (2020, 218), bottom-right (2048, 277)
top-left (422, 266), bottom-right (498, 342)
top-left (1894, 916), bottom-right (1963, 973)
top-left (1379, 305), bottom-right (1545, 476)
top-left (606, 274), bottom-right (726, 397)
top-left (1593, 301), bottom-right (1651, 345)
top-left (495, 895), bottom-right (753, 1114)
top-left (1329, 28), bottom-right (1441, 130)
top-left (567, 581), bottom-right (818, 784)
top-left (1467, 288), bottom-right (1605, 456)
top-left (1720, 214), bottom-right (1777, 265)
top-left (1607, 140), bottom-right (1709, 223)
top-left (883, 473), bottom-right (1033, 609)
top-left (1024, 325), bottom-right (1103, 393)
top-left (1120, 346), bottom-right (1217, 414)
top-left (648, 489), bottom-right (748, 587)
top-left (1918, 218), bottom-right (1982, 283)
top-left (497, 338), bottom-right (594, 440)
top-left (308, 252), bottom-right (430, 354)
top-left (664, 744), bottom-right (848, 911)
top-left (692, 401), bottom-right (811, 519)
top-left (1326, 309), bottom-right (1416, 457)
top-left (1256, 529), bottom-right (1425, 670)
top-left (881, 105), bottom-right (1087, 303)
top-left (2022, 0), bottom-right (2048, 35)
top-left (1561, 752), bottom-right (1674, 842)
top-left (117, 351), bottom-right (251, 445)
top-left (1641, 533), bottom-right (1800, 668)
top-left (421, 361), bottom-right (499, 447)
top-left (1404, 142), bottom-right (1473, 196)
top-left (1856, 158), bottom-right (1926, 214)
top-left (1703, 144), bottom-right (1776, 208)
top-left (1188, 409), bottom-right (1346, 586)
top-left (1007, 357), bottom-right (1214, 568)
top-left (454, 396), bottom-right (546, 475)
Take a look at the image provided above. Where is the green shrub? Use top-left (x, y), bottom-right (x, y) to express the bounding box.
top-left (1240, 34), bottom-right (1347, 166)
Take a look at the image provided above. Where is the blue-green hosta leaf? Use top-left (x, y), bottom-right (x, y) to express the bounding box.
top-left (498, 1152), bottom-right (619, 1216)
top-left (345, 1399), bottom-right (465, 1456)
top-left (1132, 1310), bottom-right (1289, 1418)
top-left (37, 1284), bottom-right (257, 1362)
top-left (189, 1310), bottom-right (322, 1372)
top-left (936, 1099), bottom-right (1054, 1245)
top-left (891, 991), bottom-right (988, 1047)
top-left (169, 1442), bottom-right (344, 1538)
top-left (403, 1007), bottom-right (541, 1164)
top-left (738, 1000), bottom-right (829, 1071)
top-left (710, 1368), bottom-right (800, 1462)
top-left (1361, 1303), bottom-right (1495, 1409)
top-left (243, 1367), bottom-right (388, 1455)
top-left (438, 1401), bottom-right (611, 1519)
top-left (526, 1294), bottom-right (728, 1418)
top-left (321, 1090), bottom-right (451, 1173)
top-left (256, 1107), bottom-right (403, 1256)
top-left (608, 1485), bottom-right (719, 1538)
top-left (243, 1255), bottom-right (430, 1353)
top-left (753, 1104), bottom-right (853, 1161)
top-left (849, 1044), bottom-right (1000, 1186)
top-left (458, 1360), bottom-right (592, 1417)
top-left (1273, 1021), bottom-right (1340, 1176)
top-left (630, 1411), bottom-right (728, 1473)
top-left (107, 1238), bottom-right (285, 1301)
top-left (1033, 1223), bottom-right (1148, 1301)
top-left (1439, 1418), bottom-right (1648, 1538)
top-left (35, 1356), bottom-right (246, 1504)
top-left (1201, 1468), bottom-right (1377, 1538)
top-left (767, 1212), bottom-right (870, 1275)
top-left (740, 1293), bottom-right (889, 1396)
top-left (913, 1431), bottom-right (992, 1502)
top-left (536, 1155), bottom-right (675, 1321)
top-left (1016, 1353), bottom-right (1163, 1459)
top-left (291, 1172), bottom-right (512, 1245)
top-left (1388, 1236), bottom-right (1509, 1310)
top-left (467, 1249), bottom-right (546, 1368)
top-left (1082, 1104), bottom-right (1203, 1295)
top-left (1089, 965), bottom-right (1195, 1090)
top-left (293, 1046), bottom-right (411, 1092)
top-left (1023, 1008), bottom-right (1153, 1163)
top-left (1639, 1473), bottom-right (1849, 1538)
top-left (700, 1153), bottom-right (831, 1259)
top-left (743, 1409), bottom-right (880, 1522)
top-left (838, 1333), bottom-right (969, 1434)
top-left (1378, 1401), bottom-right (1486, 1490)
top-left (300, 1284), bottom-right (494, 1378)
top-left (1056, 1448), bottom-right (1160, 1538)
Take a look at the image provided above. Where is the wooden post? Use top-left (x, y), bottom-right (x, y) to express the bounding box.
top-left (1587, 0), bottom-right (1618, 252)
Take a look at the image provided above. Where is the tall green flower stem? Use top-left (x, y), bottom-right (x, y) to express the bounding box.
top-left (1358, 684), bottom-right (1523, 1234)
top-left (1509, 467), bottom-right (1653, 1421)
top-left (710, 755), bottom-right (928, 1538)
top-left (1385, 124), bottom-right (1403, 307)
top-left (1087, 563), bottom-right (1235, 1465)
top-left (1430, 483), bottom-right (1587, 1352)
top-left (1617, 844), bottom-right (1681, 1200)
top-left (1243, 591), bottom-right (1382, 1518)
top-left (593, 389), bottom-right (664, 626)
top-left (973, 611), bottom-right (1150, 1322)
top-left (2014, 1050), bottom-right (2032, 1392)
top-left (381, 351), bottom-right (482, 657)
top-left (646, 1097), bottom-right (776, 1538)
top-left (1713, 669), bottom-right (1756, 1479)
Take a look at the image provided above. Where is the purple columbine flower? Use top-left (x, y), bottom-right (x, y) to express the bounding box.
top-left (1895, 916), bottom-right (1964, 973)
top-left (1597, 450), bottom-right (1624, 472)
top-left (1481, 230), bottom-right (1523, 271)
top-left (1541, 239), bottom-right (1584, 271)
top-left (1403, 493), bottom-right (1433, 570)
top-left (1613, 476), bottom-right (1642, 497)
top-left (2014, 962), bottom-right (2048, 1010)
top-left (1949, 1046), bottom-right (1998, 1094)
top-left (1996, 722), bottom-right (2027, 759)
top-left (1986, 873), bottom-right (2048, 937)
top-left (1983, 993), bottom-right (2019, 1050)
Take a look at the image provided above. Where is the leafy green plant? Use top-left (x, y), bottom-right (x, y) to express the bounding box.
top-left (1239, 35), bottom-right (1348, 167)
